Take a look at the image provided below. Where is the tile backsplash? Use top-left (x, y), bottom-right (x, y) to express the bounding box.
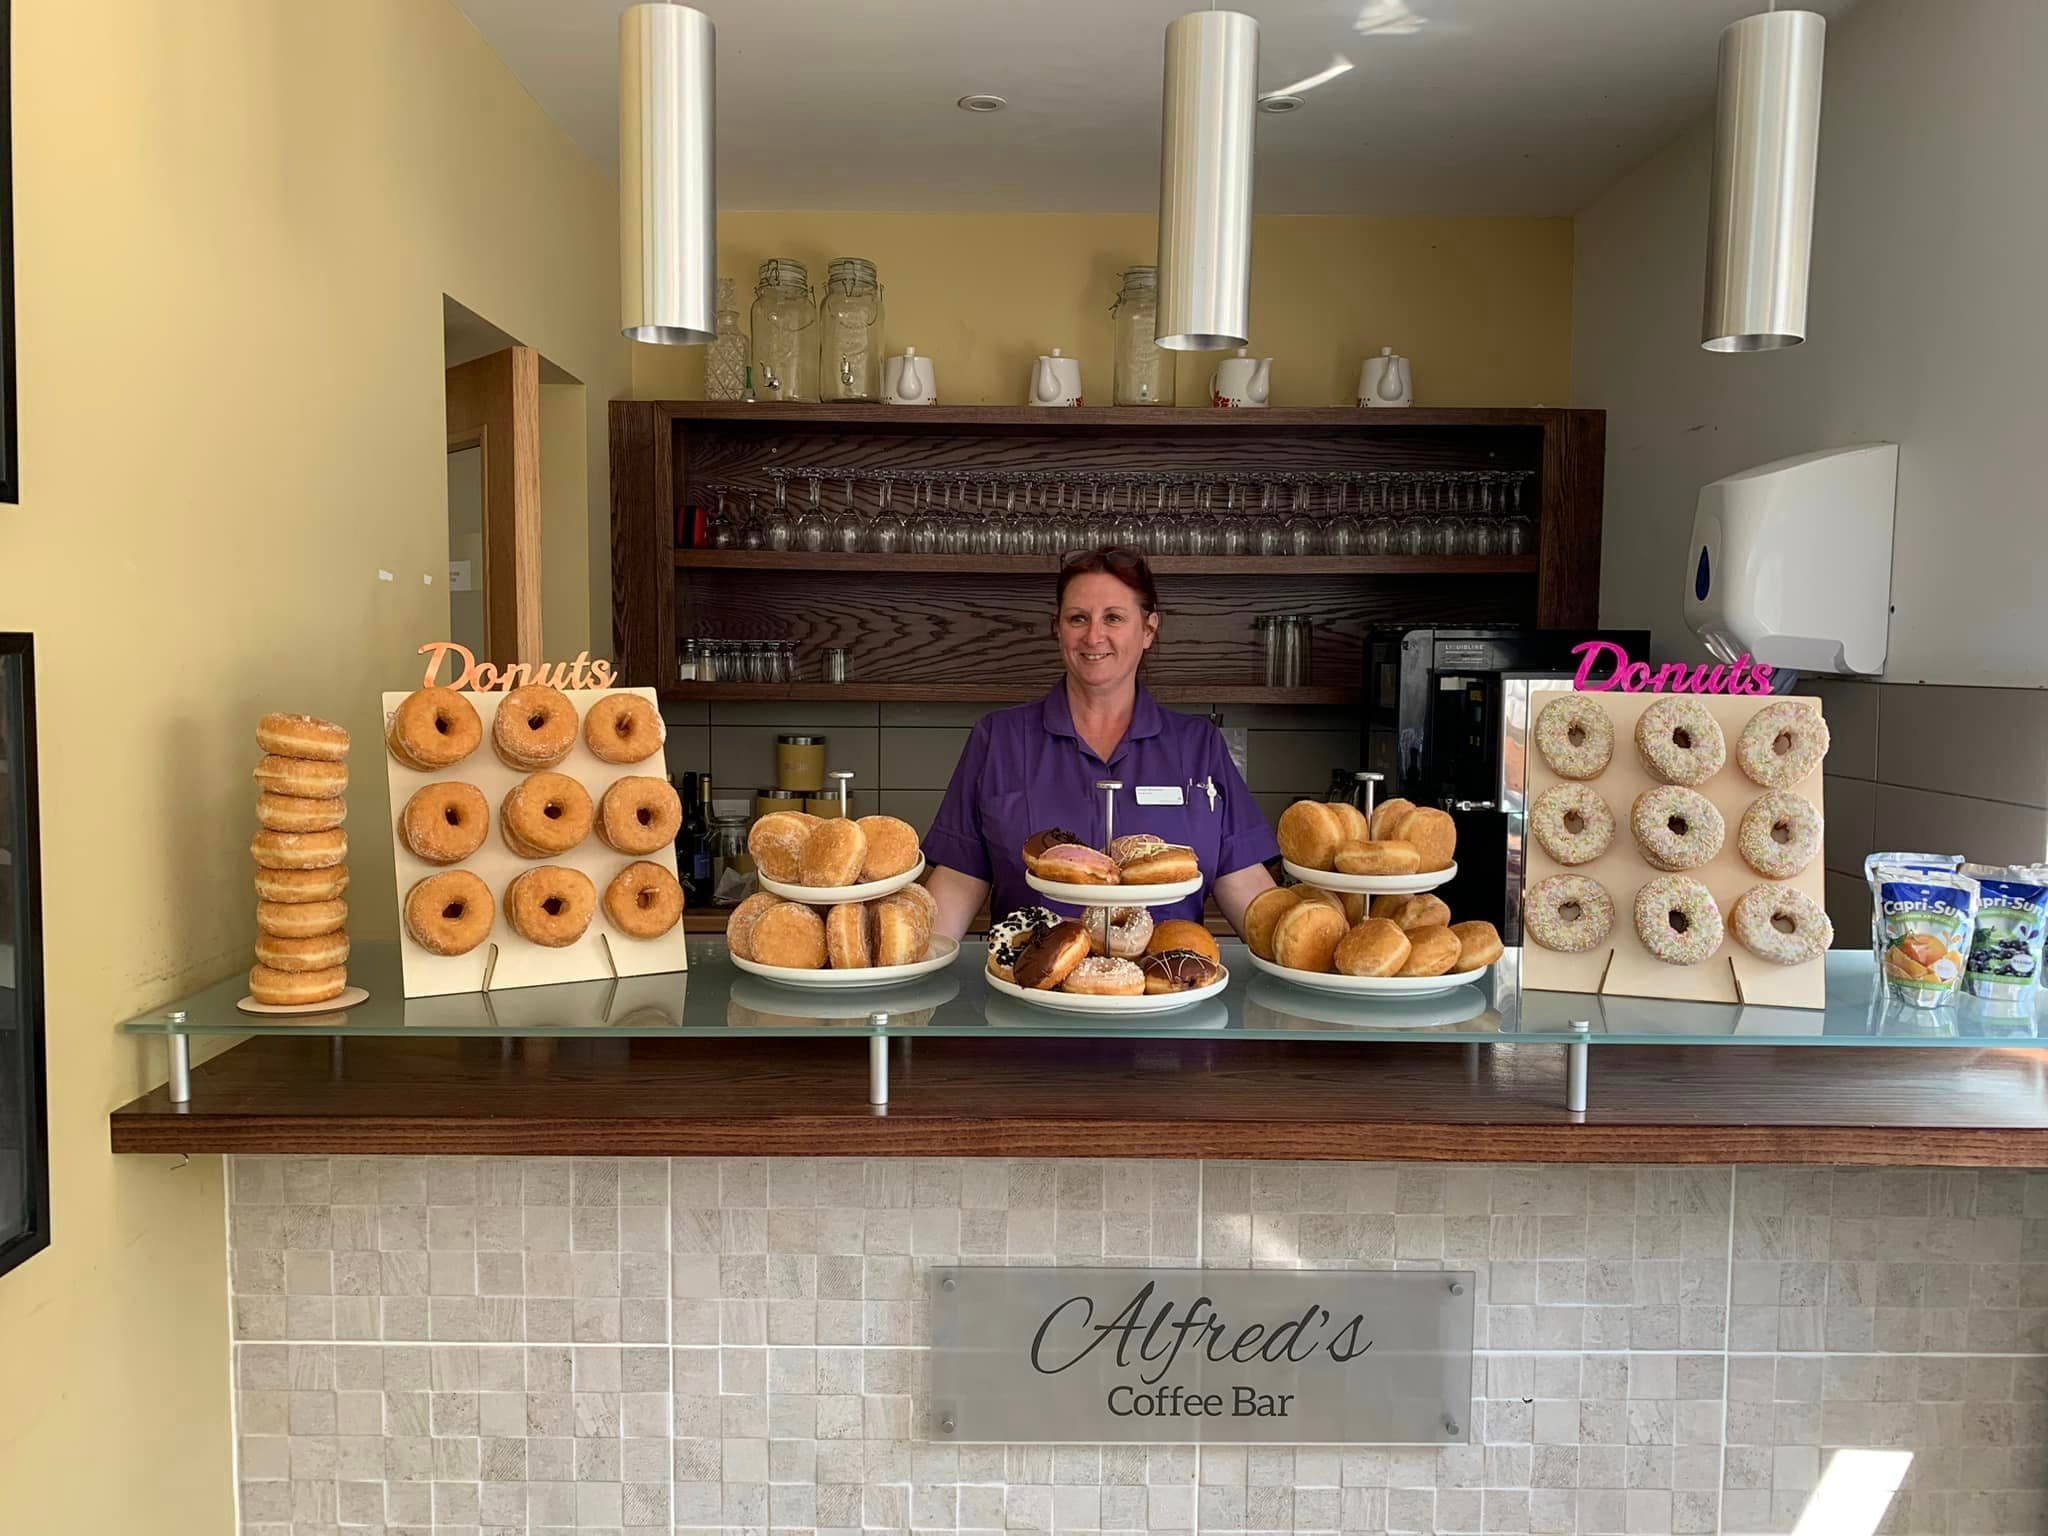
top-left (228, 1155), bottom-right (2048, 1534)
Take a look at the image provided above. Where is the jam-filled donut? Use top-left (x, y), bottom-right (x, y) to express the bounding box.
top-left (256, 712), bottom-right (350, 762)
top-left (1524, 875), bottom-right (1615, 953)
top-left (1085, 905), bottom-right (1154, 958)
top-left (1635, 698), bottom-right (1726, 786)
top-left (257, 791), bottom-right (346, 833)
top-left (402, 871), bottom-right (495, 956)
top-left (748, 812), bottom-right (818, 883)
top-left (1731, 883), bottom-right (1833, 965)
top-left (501, 772), bottom-right (594, 859)
top-left (505, 866), bottom-right (597, 947)
top-left (1536, 695), bottom-right (1614, 780)
top-left (1022, 828), bottom-right (1087, 876)
top-left (1631, 786), bottom-right (1725, 872)
top-left (1737, 701), bottom-right (1830, 788)
top-left (400, 782), bottom-right (489, 865)
top-left (387, 687), bottom-right (481, 770)
top-left (604, 862), bottom-right (684, 939)
top-left (597, 776), bottom-right (683, 856)
top-left (583, 693), bottom-right (665, 765)
top-left (1738, 790), bottom-right (1822, 879)
top-left (1529, 784), bottom-right (1614, 866)
top-left (1634, 875), bottom-right (1724, 966)
top-left (253, 754), bottom-right (348, 799)
top-left (250, 829), bottom-right (347, 870)
top-left (856, 816), bottom-right (922, 881)
top-left (492, 684), bottom-right (579, 771)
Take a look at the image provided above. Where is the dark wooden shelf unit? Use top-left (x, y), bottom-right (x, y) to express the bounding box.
top-left (611, 403), bottom-right (1604, 703)
top-left (659, 683), bottom-right (1358, 706)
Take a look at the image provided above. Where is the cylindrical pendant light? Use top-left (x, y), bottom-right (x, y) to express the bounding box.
top-left (620, 3), bottom-right (716, 345)
top-left (1701, 9), bottom-right (1825, 352)
top-left (1155, 11), bottom-right (1259, 352)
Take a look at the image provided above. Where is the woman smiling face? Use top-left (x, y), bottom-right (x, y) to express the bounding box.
top-left (1056, 570), bottom-right (1159, 693)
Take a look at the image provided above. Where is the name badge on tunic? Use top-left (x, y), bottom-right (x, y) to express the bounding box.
top-left (1135, 785), bottom-right (1185, 806)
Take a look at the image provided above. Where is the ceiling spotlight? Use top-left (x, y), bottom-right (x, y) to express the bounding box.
top-left (1258, 93), bottom-right (1305, 113)
top-left (957, 94), bottom-right (1007, 112)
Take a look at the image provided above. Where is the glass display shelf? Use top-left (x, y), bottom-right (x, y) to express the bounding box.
top-left (123, 941), bottom-right (2042, 1110)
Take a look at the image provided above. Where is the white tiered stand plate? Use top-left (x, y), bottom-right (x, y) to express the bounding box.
top-left (730, 935), bottom-right (958, 990)
top-left (984, 965), bottom-right (1230, 1015)
top-left (757, 858), bottom-right (927, 905)
top-left (1246, 951), bottom-right (1490, 1000)
top-left (1024, 872), bottom-right (1203, 908)
top-left (1282, 859), bottom-right (1459, 896)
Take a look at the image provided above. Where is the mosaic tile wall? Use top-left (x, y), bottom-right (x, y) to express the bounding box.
top-left (226, 1157), bottom-right (2048, 1535)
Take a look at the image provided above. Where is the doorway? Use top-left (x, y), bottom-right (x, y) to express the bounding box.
top-left (443, 298), bottom-right (542, 665)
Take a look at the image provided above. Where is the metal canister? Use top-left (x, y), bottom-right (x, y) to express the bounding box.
top-left (776, 734), bottom-right (827, 792)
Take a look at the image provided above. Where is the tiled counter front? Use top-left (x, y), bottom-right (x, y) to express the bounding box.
top-left (226, 1158), bottom-right (2048, 1536)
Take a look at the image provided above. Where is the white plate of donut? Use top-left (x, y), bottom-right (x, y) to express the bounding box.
top-left (1281, 859), bottom-right (1459, 896)
top-left (1024, 871), bottom-right (1204, 908)
top-left (756, 857), bottom-right (927, 905)
top-left (1245, 951), bottom-right (1490, 1000)
top-left (729, 933), bottom-right (958, 990)
top-left (983, 964), bottom-right (1230, 1014)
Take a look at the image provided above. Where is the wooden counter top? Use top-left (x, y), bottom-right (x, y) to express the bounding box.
top-left (110, 1033), bottom-right (2048, 1165)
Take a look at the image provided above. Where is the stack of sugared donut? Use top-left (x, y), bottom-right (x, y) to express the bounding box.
top-left (249, 713), bottom-right (352, 1005)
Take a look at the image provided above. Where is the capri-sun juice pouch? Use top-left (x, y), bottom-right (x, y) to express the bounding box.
top-left (1962, 863), bottom-right (2048, 1001)
top-left (1870, 863), bottom-right (1980, 1008)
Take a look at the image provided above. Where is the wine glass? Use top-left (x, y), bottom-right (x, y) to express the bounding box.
top-left (1395, 477), bottom-right (1433, 555)
top-left (796, 477), bottom-right (830, 552)
top-left (1504, 472), bottom-right (1535, 556)
top-left (1255, 483), bottom-right (1286, 556)
top-left (1285, 484), bottom-right (1320, 555)
top-left (870, 479), bottom-right (906, 553)
top-left (739, 492), bottom-right (766, 550)
top-left (1323, 479), bottom-right (1363, 557)
top-left (831, 479), bottom-right (866, 553)
top-left (764, 479), bottom-right (794, 550)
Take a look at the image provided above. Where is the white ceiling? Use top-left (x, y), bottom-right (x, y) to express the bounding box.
top-left (456, 0), bottom-right (1860, 217)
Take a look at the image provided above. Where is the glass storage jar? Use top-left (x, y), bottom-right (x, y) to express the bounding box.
top-left (704, 277), bottom-right (751, 401)
top-left (1111, 266), bottom-right (1172, 406)
top-left (817, 257), bottom-right (883, 403)
top-left (750, 259), bottom-right (818, 402)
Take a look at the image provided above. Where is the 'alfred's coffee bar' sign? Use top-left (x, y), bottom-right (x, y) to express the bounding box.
top-left (929, 1268), bottom-right (1476, 1444)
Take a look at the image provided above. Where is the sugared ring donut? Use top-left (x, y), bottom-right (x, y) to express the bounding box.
top-left (584, 693), bottom-right (665, 765)
top-left (1529, 784), bottom-right (1614, 866)
top-left (403, 871), bottom-right (495, 956)
top-left (252, 754), bottom-right (348, 799)
top-left (1633, 875), bottom-right (1724, 966)
top-left (1738, 790), bottom-right (1822, 879)
top-left (255, 712), bottom-right (350, 762)
top-left (1524, 875), bottom-right (1615, 953)
top-left (1536, 695), bottom-right (1615, 780)
top-left (1731, 883), bottom-right (1833, 965)
top-left (250, 829), bottom-right (347, 870)
top-left (1737, 701), bottom-right (1829, 788)
top-left (1085, 905), bottom-right (1155, 958)
top-left (257, 791), bottom-right (346, 833)
top-left (1635, 698), bottom-right (1726, 786)
top-left (597, 776), bottom-right (683, 856)
top-left (387, 687), bottom-right (481, 770)
top-left (492, 684), bottom-right (578, 770)
top-left (254, 932), bottom-right (350, 973)
top-left (399, 782), bottom-right (490, 865)
top-left (1631, 787), bottom-right (1725, 872)
top-left (500, 772), bottom-right (594, 858)
top-left (603, 861), bottom-right (685, 939)
top-left (506, 866), bottom-right (597, 948)
top-left (248, 964), bottom-right (349, 1007)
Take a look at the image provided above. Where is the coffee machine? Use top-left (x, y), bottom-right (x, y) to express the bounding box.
top-left (1362, 625), bottom-right (1647, 938)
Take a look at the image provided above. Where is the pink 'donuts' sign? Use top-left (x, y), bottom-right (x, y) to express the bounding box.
top-left (1571, 640), bottom-right (1776, 695)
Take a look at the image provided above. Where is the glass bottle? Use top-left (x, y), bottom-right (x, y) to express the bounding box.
top-left (817, 257), bottom-right (883, 403)
top-left (1111, 267), bottom-right (1172, 406)
top-left (750, 259), bottom-right (818, 402)
top-left (704, 277), bottom-right (751, 401)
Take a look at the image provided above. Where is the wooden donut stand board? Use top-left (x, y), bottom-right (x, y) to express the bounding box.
top-left (384, 645), bottom-right (688, 999)
top-left (1522, 684), bottom-right (1827, 1008)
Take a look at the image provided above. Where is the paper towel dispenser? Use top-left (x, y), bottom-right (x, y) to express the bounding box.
top-left (1684, 443), bottom-right (1898, 676)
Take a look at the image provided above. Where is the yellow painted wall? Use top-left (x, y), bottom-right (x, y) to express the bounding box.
top-left (0, 2), bottom-right (643, 1526)
top-left (632, 212), bottom-right (1575, 407)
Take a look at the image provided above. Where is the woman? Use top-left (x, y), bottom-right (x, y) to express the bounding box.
top-left (924, 547), bottom-right (1279, 939)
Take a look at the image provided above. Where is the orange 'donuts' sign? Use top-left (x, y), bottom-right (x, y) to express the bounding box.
top-left (417, 641), bottom-right (617, 692)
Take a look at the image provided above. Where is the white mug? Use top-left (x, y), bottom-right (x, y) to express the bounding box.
top-left (1358, 347), bottom-right (1413, 407)
top-left (884, 347), bottom-right (937, 405)
top-left (1029, 348), bottom-right (1084, 407)
top-left (1210, 348), bottom-right (1272, 408)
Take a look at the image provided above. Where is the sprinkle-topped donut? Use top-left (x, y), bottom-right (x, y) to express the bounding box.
top-left (1633, 875), bottom-right (1724, 966)
top-left (1731, 883), bottom-right (1833, 964)
top-left (1524, 875), bottom-right (1615, 953)
top-left (1529, 784), bottom-right (1614, 866)
top-left (1536, 695), bottom-right (1615, 780)
top-left (1737, 701), bottom-right (1829, 788)
top-left (1738, 790), bottom-right (1822, 879)
top-left (1635, 698), bottom-right (1727, 786)
top-left (1630, 786), bottom-right (1725, 872)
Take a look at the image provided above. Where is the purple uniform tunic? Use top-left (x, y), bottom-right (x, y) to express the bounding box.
top-left (923, 682), bottom-right (1281, 924)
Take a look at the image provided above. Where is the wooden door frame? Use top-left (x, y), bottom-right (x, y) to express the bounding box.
top-left (446, 347), bottom-right (542, 663)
